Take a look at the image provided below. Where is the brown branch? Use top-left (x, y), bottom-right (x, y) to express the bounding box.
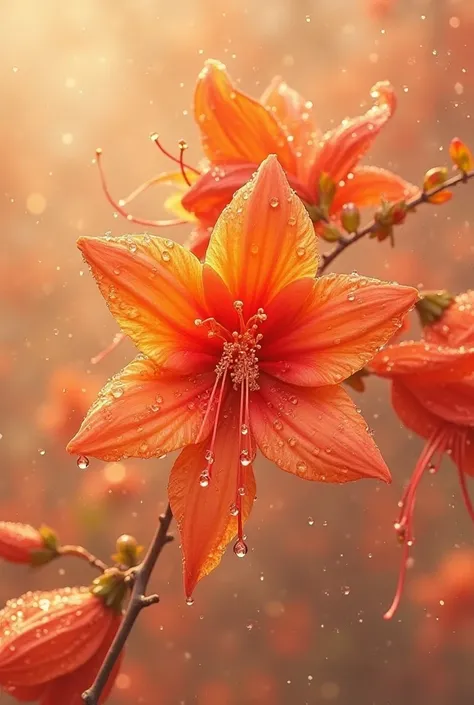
top-left (318, 167), bottom-right (474, 276)
top-left (59, 545), bottom-right (108, 572)
top-left (82, 503), bottom-right (174, 704)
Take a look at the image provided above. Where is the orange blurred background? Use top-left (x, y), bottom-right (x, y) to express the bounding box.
top-left (2, 0), bottom-right (474, 703)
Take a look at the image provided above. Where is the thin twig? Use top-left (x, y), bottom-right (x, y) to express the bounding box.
top-left (82, 504), bottom-right (174, 704)
top-left (318, 167), bottom-right (474, 275)
top-left (59, 545), bottom-right (108, 572)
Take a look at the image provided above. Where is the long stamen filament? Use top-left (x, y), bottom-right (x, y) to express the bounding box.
top-left (95, 148), bottom-right (185, 228)
top-left (150, 133), bottom-right (200, 175)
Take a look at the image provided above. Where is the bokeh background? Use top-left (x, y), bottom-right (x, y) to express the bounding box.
top-left (2, 0), bottom-right (474, 703)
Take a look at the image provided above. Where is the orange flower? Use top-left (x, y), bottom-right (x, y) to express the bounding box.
top-left (0, 523), bottom-right (57, 566)
top-left (97, 60), bottom-right (418, 259)
top-left (0, 587), bottom-right (122, 704)
top-left (68, 156), bottom-right (418, 597)
top-left (371, 292), bottom-right (474, 618)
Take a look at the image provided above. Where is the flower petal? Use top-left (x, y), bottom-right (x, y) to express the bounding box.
top-left (169, 393), bottom-right (256, 597)
top-left (331, 166), bottom-right (419, 212)
top-left (260, 274), bottom-right (418, 386)
top-left (194, 59), bottom-right (296, 172)
top-left (251, 374), bottom-right (391, 483)
top-left (67, 357), bottom-right (216, 462)
top-left (260, 77), bottom-right (319, 179)
top-left (390, 378), bottom-right (443, 440)
top-left (184, 225), bottom-right (214, 260)
top-left (78, 234), bottom-right (217, 373)
top-left (370, 341), bottom-right (474, 379)
top-left (308, 81), bottom-right (397, 187)
top-left (205, 155), bottom-right (319, 317)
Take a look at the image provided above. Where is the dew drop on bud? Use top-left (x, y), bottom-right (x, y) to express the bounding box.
top-left (240, 449), bottom-right (251, 466)
top-left (77, 455), bottom-right (89, 471)
top-left (199, 471), bottom-right (210, 488)
top-left (269, 197), bottom-right (279, 208)
top-left (241, 424), bottom-right (249, 436)
top-left (230, 503), bottom-right (239, 516)
top-left (204, 449), bottom-right (215, 464)
top-left (233, 539), bottom-right (248, 558)
top-left (185, 597), bottom-right (194, 606)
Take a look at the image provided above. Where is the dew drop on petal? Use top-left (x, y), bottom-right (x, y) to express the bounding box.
top-left (233, 539), bottom-right (248, 558)
top-left (77, 455), bottom-right (89, 470)
top-left (238, 486), bottom-right (246, 496)
top-left (241, 424), bottom-right (249, 436)
top-left (240, 450), bottom-right (251, 466)
top-left (199, 470), bottom-right (210, 488)
top-left (204, 450), bottom-right (215, 464)
top-left (269, 197), bottom-right (279, 208)
top-left (230, 503), bottom-right (239, 516)
top-left (161, 251), bottom-right (171, 262)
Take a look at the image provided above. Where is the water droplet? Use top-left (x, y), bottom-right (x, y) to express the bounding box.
top-left (296, 247), bottom-right (306, 257)
top-left (77, 455), bottom-right (89, 470)
top-left (269, 197), bottom-right (279, 208)
top-left (230, 503), bottom-right (239, 516)
top-left (250, 243), bottom-right (259, 255)
top-left (308, 517), bottom-right (314, 526)
top-left (240, 450), bottom-right (251, 466)
top-left (161, 251), bottom-right (171, 262)
top-left (165, 239), bottom-right (175, 248)
top-left (241, 424), bottom-right (249, 436)
top-left (128, 242), bottom-right (137, 253)
top-left (238, 486), bottom-right (246, 496)
top-left (288, 437), bottom-right (297, 447)
top-left (342, 586), bottom-right (351, 596)
top-left (273, 419), bottom-right (283, 431)
top-left (289, 395), bottom-right (298, 405)
top-left (150, 403), bottom-right (161, 412)
top-left (185, 597), bottom-right (194, 606)
top-left (233, 539), bottom-right (248, 557)
top-left (204, 449), bottom-right (215, 464)
top-left (347, 294), bottom-right (356, 302)
top-left (296, 461), bottom-right (307, 473)
top-left (199, 470), bottom-right (210, 488)
top-left (112, 387), bottom-right (124, 398)
top-left (288, 216), bottom-right (297, 226)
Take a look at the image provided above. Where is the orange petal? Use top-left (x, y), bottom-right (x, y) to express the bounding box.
top-left (423, 290), bottom-right (474, 348)
top-left (78, 234), bottom-right (217, 373)
top-left (184, 225), bottom-right (213, 260)
top-left (260, 274), bottom-right (418, 386)
top-left (331, 166), bottom-right (420, 212)
top-left (204, 155), bottom-right (319, 317)
top-left (5, 684), bottom-right (46, 702)
top-left (168, 394), bottom-right (256, 597)
top-left (390, 378), bottom-right (444, 441)
top-left (67, 357), bottom-right (217, 462)
top-left (308, 81), bottom-right (397, 188)
top-left (260, 77), bottom-right (319, 178)
top-left (251, 373), bottom-right (390, 483)
top-left (194, 59), bottom-right (296, 172)
top-left (39, 619), bottom-right (123, 705)
top-left (370, 341), bottom-right (474, 379)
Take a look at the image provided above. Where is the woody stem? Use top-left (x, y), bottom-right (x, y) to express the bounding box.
top-left (318, 168), bottom-right (474, 275)
top-left (58, 545), bottom-right (108, 572)
top-left (82, 503), bottom-right (174, 705)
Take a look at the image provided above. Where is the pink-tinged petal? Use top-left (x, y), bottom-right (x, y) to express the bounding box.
top-left (331, 166), bottom-right (420, 213)
top-left (169, 394), bottom-right (256, 597)
top-left (251, 374), bottom-right (391, 483)
top-left (184, 225), bottom-right (213, 261)
top-left (408, 377), bottom-right (474, 428)
top-left (194, 60), bottom-right (296, 172)
top-left (260, 274), bottom-right (418, 386)
top-left (308, 81), bottom-right (396, 188)
top-left (67, 357), bottom-right (216, 462)
top-left (260, 77), bottom-right (320, 179)
top-left (205, 156), bottom-right (319, 319)
top-left (78, 234), bottom-right (218, 373)
top-left (390, 378), bottom-right (444, 441)
top-left (370, 341), bottom-right (474, 379)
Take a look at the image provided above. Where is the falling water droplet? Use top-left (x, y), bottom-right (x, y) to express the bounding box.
top-left (308, 517), bottom-right (314, 526)
top-left (342, 586), bottom-right (351, 596)
top-left (240, 450), bottom-right (251, 466)
top-left (241, 424), bottom-right (249, 436)
top-left (77, 455), bottom-right (89, 470)
top-left (199, 470), bottom-right (210, 488)
top-left (185, 597), bottom-right (194, 606)
top-left (269, 197), bottom-right (279, 208)
top-left (233, 539), bottom-right (248, 558)
top-left (230, 503), bottom-right (239, 516)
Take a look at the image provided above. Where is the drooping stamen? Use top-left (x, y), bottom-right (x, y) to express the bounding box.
top-left (384, 429), bottom-right (448, 620)
top-left (195, 317), bottom-right (231, 343)
top-left (150, 133), bottom-right (200, 176)
top-left (178, 140), bottom-right (192, 187)
top-left (455, 431), bottom-right (474, 523)
top-left (95, 148), bottom-right (186, 228)
top-left (90, 332), bottom-right (126, 365)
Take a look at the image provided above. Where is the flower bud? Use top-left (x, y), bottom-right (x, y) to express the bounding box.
top-left (317, 172), bottom-right (337, 218)
top-left (449, 137), bottom-right (473, 172)
top-left (340, 203), bottom-right (361, 233)
top-left (0, 587), bottom-right (122, 692)
top-left (422, 167), bottom-right (453, 204)
top-left (0, 522), bottom-right (58, 566)
top-left (320, 223), bottom-right (343, 242)
top-left (416, 290), bottom-right (455, 327)
top-left (112, 534), bottom-right (143, 568)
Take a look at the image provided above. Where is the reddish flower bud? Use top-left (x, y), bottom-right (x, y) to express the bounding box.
top-left (422, 167), bottom-right (452, 204)
top-left (0, 587), bottom-right (123, 704)
top-left (0, 523), bottom-right (58, 566)
top-left (340, 202), bottom-right (361, 233)
top-left (449, 137), bottom-right (473, 172)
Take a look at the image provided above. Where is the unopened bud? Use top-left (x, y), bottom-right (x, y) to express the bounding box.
top-left (340, 202), bottom-right (361, 233)
top-left (112, 534), bottom-right (143, 568)
top-left (91, 567), bottom-right (127, 612)
top-left (320, 223), bottom-right (343, 242)
top-left (449, 137), bottom-right (473, 172)
top-left (416, 290), bottom-right (455, 326)
top-left (317, 172), bottom-right (337, 218)
top-left (0, 522), bottom-right (59, 566)
top-left (423, 167), bottom-right (452, 204)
